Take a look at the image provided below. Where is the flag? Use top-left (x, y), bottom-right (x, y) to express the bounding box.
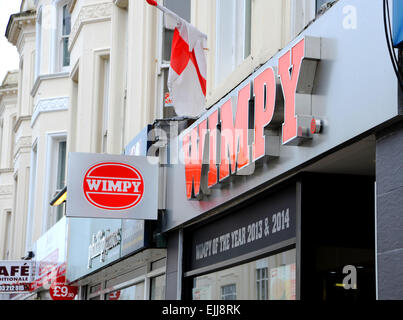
top-left (146, 0), bottom-right (207, 117)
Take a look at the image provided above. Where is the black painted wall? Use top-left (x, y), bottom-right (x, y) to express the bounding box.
top-left (165, 230), bottom-right (179, 300)
top-left (376, 120), bottom-right (403, 300)
top-left (300, 173), bottom-right (375, 300)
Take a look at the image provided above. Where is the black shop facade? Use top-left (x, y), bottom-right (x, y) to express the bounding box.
top-left (161, 0), bottom-right (402, 301)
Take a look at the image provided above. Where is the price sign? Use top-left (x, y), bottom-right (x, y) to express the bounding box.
top-left (49, 276), bottom-right (78, 300)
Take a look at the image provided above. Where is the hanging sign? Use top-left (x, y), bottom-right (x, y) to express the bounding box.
top-left (0, 260), bottom-right (34, 293)
top-left (66, 153), bottom-right (159, 220)
top-left (49, 276), bottom-right (78, 300)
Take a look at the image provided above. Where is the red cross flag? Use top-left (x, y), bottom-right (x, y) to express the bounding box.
top-left (146, 0), bottom-right (207, 117)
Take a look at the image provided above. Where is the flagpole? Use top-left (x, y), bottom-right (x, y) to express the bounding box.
top-left (145, 0), bottom-right (207, 40)
top-left (145, 0), bottom-right (182, 23)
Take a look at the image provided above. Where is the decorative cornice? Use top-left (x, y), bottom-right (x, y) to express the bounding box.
top-left (14, 115), bottom-right (32, 133)
top-left (0, 168), bottom-right (13, 174)
top-left (31, 97), bottom-right (69, 127)
top-left (0, 87), bottom-right (18, 97)
top-left (69, 2), bottom-right (113, 50)
top-left (16, 136), bottom-right (32, 149)
top-left (13, 116), bottom-right (31, 132)
top-left (0, 86), bottom-right (18, 115)
top-left (6, 10), bottom-right (36, 47)
top-left (14, 136), bottom-right (32, 161)
top-left (1, 70), bottom-right (19, 86)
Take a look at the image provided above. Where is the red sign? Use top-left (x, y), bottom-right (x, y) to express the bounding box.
top-left (49, 276), bottom-right (78, 301)
top-left (183, 36), bottom-right (321, 200)
top-left (108, 291), bottom-right (121, 300)
top-left (83, 162), bottom-right (144, 210)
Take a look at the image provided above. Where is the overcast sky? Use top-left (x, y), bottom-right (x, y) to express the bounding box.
top-left (0, 1), bottom-right (21, 83)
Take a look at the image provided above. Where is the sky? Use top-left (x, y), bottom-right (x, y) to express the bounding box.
top-left (0, 1), bottom-right (21, 83)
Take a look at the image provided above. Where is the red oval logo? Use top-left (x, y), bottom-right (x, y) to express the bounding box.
top-left (83, 162), bottom-right (144, 210)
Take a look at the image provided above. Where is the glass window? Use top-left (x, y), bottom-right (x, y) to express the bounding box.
top-left (106, 282), bottom-right (145, 300)
top-left (162, 0), bottom-right (191, 63)
top-left (88, 283), bottom-right (102, 299)
top-left (215, 0), bottom-right (252, 87)
top-left (150, 274), bottom-right (166, 300)
top-left (55, 140), bottom-right (67, 222)
top-left (192, 249), bottom-right (296, 300)
top-left (56, 141), bottom-right (66, 190)
top-left (256, 266), bottom-right (269, 300)
top-left (316, 0), bottom-right (330, 13)
top-left (221, 284), bottom-right (237, 300)
top-left (61, 4), bottom-right (71, 67)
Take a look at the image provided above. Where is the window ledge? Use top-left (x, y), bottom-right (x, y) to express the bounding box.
top-left (206, 55), bottom-right (256, 109)
top-left (31, 72), bottom-right (70, 97)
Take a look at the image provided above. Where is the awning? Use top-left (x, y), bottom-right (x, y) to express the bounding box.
top-left (50, 186), bottom-right (67, 206)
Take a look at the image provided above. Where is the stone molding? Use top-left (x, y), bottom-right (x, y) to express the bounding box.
top-left (69, 2), bottom-right (113, 50)
top-left (0, 168), bottom-right (13, 174)
top-left (31, 97), bottom-right (69, 127)
top-left (13, 135), bottom-right (32, 163)
top-left (6, 11), bottom-right (36, 47)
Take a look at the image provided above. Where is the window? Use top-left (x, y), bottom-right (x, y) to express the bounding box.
top-left (55, 140), bottom-right (67, 222)
top-left (215, 0), bottom-right (252, 87)
top-left (221, 284), bottom-right (237, 300)
top-left (44, 133), bottom-right (67, 230)
top-left (192, 249), bottom-right (296, 300)
top-left (60, 4), bottom-right (71, 68)
top-left (316, 0), bottom-right (331, 13)
top-left (256, 263), bottom-right (269, 300)
top-left (52, 1), bottom-right (71, 72)
top-left (105, 283), bottom-right (145, 300)
top-left (291, 0), bottom-right (332, 38)
top-left (56, 141), bottom-right (66, 190)
top-left (150, 274), bottom-right (166, 300)
top-left (157, 0), bottom-right (191, 119)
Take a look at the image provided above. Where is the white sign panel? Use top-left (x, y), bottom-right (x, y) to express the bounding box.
top-left (0, 260), bottom-right (34, 293)
top-left (66, 153), bottom-right (159, 220)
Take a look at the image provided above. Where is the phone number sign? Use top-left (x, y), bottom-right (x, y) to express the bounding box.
top-left (0, 283), bottom-right (32, 293)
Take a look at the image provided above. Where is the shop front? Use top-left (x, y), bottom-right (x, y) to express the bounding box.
top-left (66, 218), bottom-right (166, 300)
top-left (163, 0), bottom-right (399, 300)
top-left (185, 182), bottom-right (297, 300)
top-left (13, 217), bottom-right (69, 300)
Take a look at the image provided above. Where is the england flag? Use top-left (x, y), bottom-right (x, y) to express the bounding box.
top-left (146, 0), bottom-right (207, 117)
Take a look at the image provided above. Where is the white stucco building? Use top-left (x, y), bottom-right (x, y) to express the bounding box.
top-left (0, 0), bottom-right (372, 301)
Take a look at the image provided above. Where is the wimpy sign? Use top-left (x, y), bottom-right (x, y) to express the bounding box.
top-left (182, 36), bottom-right (321, 200)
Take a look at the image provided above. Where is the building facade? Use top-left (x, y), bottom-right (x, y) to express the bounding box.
top-left (0, 0), bottom-right (402, 301)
